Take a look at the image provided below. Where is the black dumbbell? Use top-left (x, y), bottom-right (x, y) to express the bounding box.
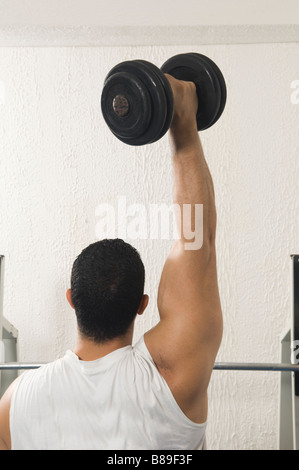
top-left (101, 53), bottom-right (227, 146)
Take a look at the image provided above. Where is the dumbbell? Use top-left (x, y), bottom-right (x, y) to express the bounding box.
top-left (101, 53), bottom-right (227, 146)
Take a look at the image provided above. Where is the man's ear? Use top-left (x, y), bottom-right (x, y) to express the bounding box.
top-left (137, 294), bottom-right (149, 316)
top-left (66, 289), bottom-right (75, 309)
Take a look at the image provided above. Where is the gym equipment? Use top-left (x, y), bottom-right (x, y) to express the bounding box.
top-left (0, 256), bottom-right (18, 397)
top-left (101, 53), bottom-right (226, 146)
top-left (0, 362), bottom-right (299, 372)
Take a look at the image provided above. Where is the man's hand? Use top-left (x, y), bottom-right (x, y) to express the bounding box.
top-left (166, 74), bottom-right (198, 129)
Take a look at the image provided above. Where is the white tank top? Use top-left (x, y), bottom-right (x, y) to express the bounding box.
top-left (10, 335), bottom-right (207, 450)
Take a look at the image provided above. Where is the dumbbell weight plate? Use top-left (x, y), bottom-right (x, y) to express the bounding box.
top-left (101, 60), bottom-right (168, 146)
top-left (190, 53), bottom-right (226, 127)
top-left (161, 53), bottom-right (224, 131)
top-left (101, 71), bottom-right (152, 141)
top-left (134, 60), bottom-right (174, 143)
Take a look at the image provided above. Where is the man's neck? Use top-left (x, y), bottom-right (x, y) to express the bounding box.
top-left (73, 333), bottom-right (132, 362)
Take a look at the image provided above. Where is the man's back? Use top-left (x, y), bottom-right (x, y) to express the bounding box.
top-left (9, 335), bottom-right (206, 450)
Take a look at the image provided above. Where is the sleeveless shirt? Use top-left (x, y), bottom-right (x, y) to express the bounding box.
top-left (10, 335), bottom-right (207, 450)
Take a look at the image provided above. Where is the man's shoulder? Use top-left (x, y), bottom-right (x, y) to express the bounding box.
top-left (12, 354), bottom-right (69, 396)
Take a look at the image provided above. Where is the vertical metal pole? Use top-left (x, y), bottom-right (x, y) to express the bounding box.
top-left (279, 329), bottom-right (293, 449)
top-left (0, 256), bottom-right (4, 391)
top-left (291, 255), bottom-right (299, 449)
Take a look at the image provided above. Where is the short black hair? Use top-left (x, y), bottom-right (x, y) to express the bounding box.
top-left (70, 239), bottom-right (145, 342)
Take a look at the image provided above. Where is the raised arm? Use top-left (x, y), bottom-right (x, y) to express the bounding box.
top-left (144, 75), bottom-right (223, 424)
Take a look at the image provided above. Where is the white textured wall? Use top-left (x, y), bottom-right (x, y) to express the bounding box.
top-left (1, 0), bottom-right (299, 27)
top-left (0, 43), bottom-right (298, 449)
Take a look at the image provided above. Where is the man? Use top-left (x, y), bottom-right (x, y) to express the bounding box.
top-left (0, 74), bottom-right (223, 450)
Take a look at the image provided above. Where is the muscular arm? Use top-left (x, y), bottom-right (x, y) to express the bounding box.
top-left (0, 379), bottom-right (18, 450)
top-left (144, 77), bottom-right (223, 423)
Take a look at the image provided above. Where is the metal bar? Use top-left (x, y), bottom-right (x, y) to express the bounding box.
top-left (2, 362), bottom-right (299, 372)
top-left (0, 363), bottom-right (45, 370)
top-left (214, 363), bottom-right (299, 372)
